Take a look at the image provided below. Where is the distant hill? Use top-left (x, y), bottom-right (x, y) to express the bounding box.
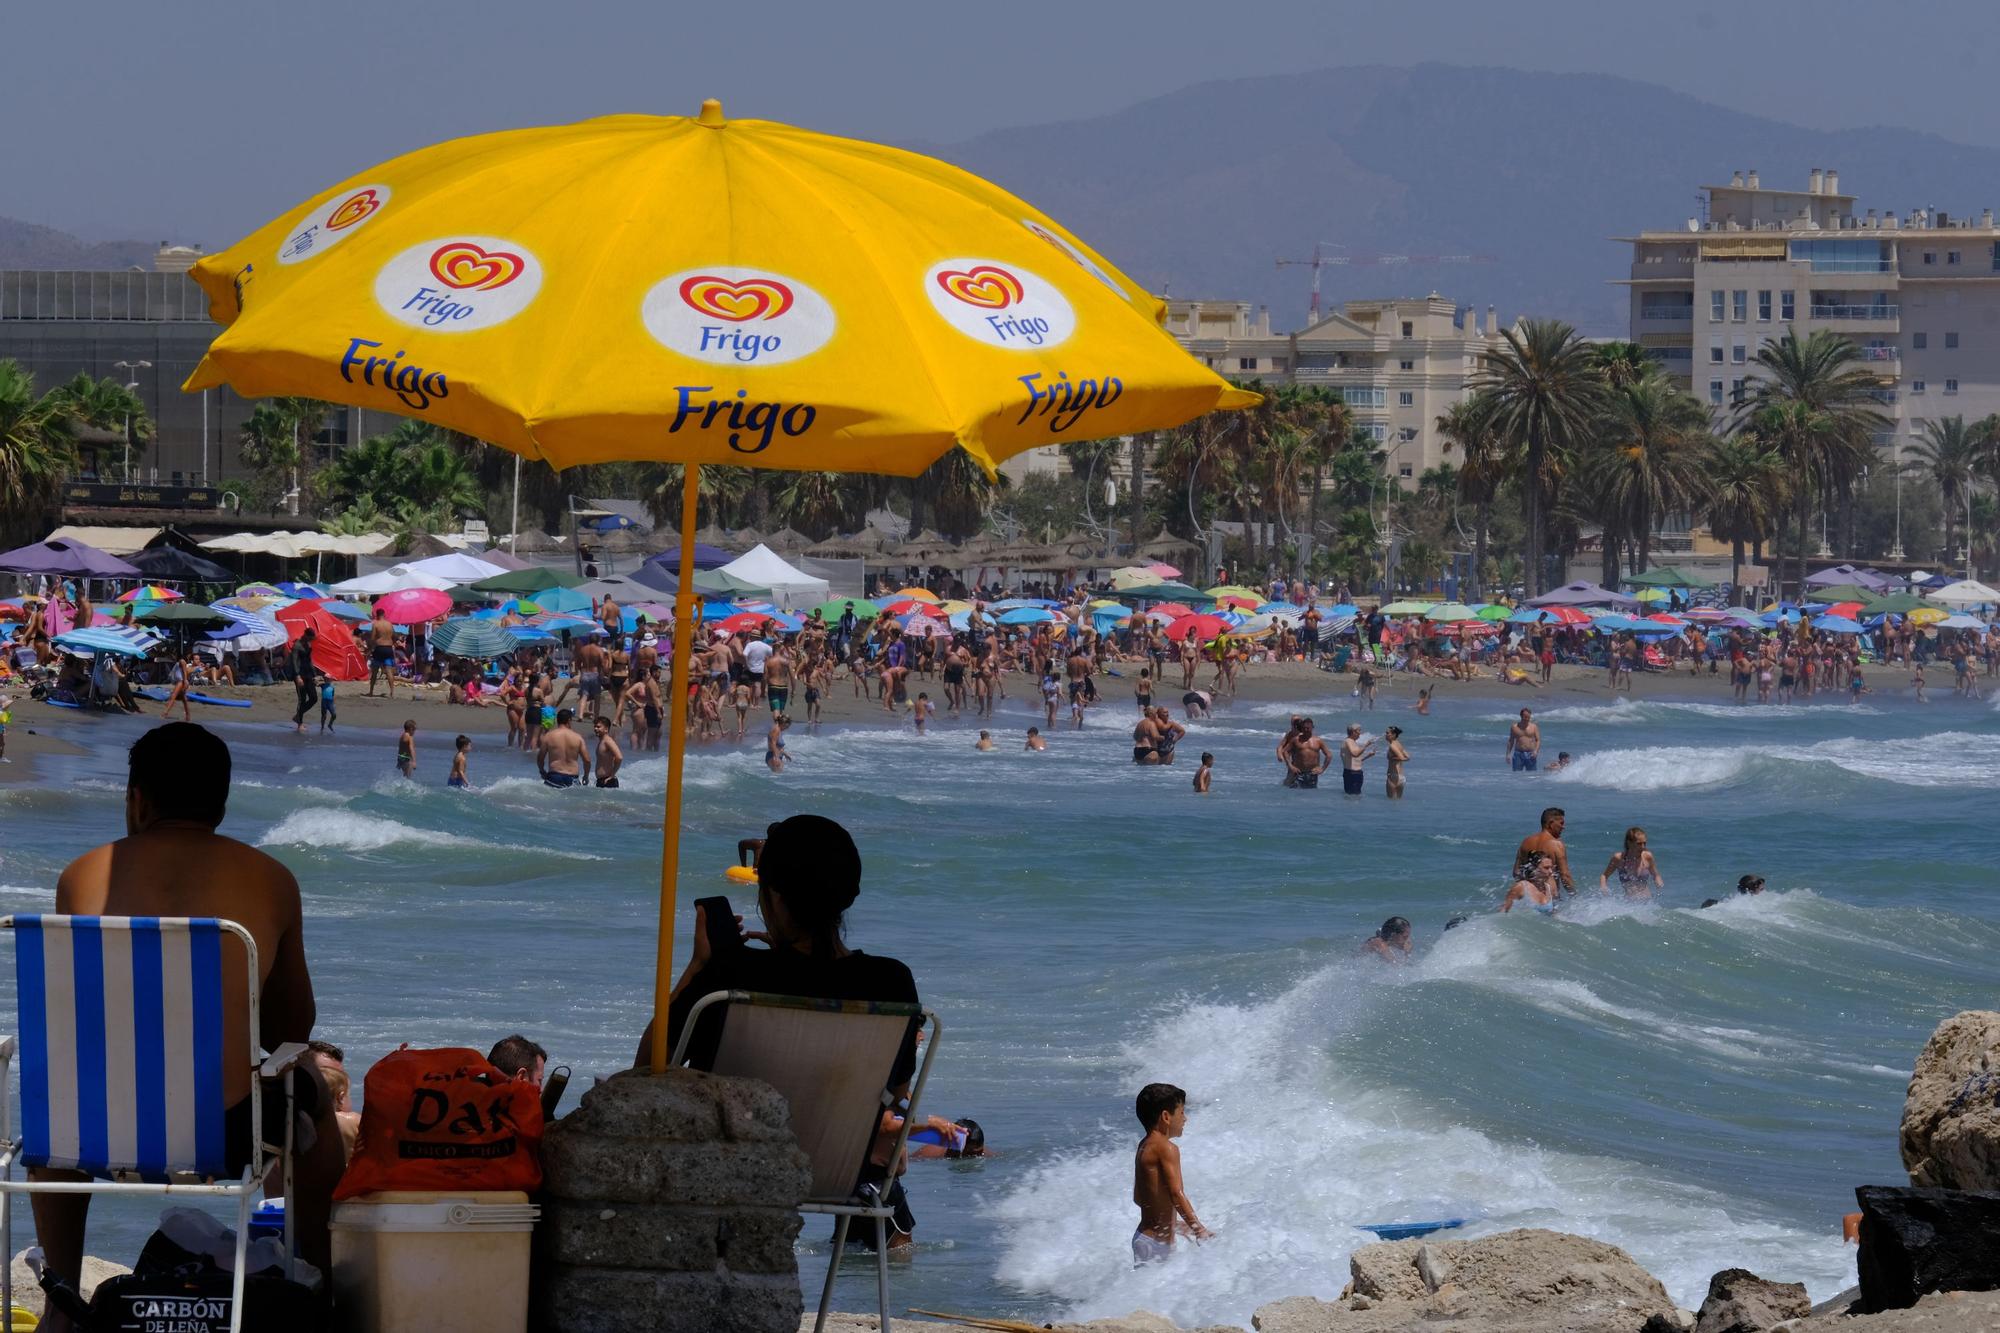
top-left (920, 63), bottom-right (2000, 334)
top-left (0, 216), bottom-right (157, 271)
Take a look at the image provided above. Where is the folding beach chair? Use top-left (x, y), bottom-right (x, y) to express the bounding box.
top-left (673, 991), bottom-right (940, 1333)
top-left (0, 915), bottom-right (308, 1332)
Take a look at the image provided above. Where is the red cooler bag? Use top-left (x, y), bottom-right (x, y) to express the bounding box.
top-left (334, 1046), bottom-right (543, 1199)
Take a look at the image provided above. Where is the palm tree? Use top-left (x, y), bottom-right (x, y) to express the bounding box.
top-left (647, 463), bottom-right (754, 529)
top-left (1593, 341), bottom-right (1654, 391)
top-left (1438, 398), bottom-right (1503, 598)
top-left (1469, 319), bottom-right (1609, 595)
top-left (915, 446), bottom-right (1008, 541)
top-left (773, 471), bottom-right (861, 540)
top-left (0, 360), bottom-right (78, 542)
top-left (1269, 384), bottom-right (1346, 576)
top-left (1590, 375), bottom-right (1712, 576)
top-left (1734, 330), bottom-right (1889, 597)
top-left (238, 397), bottom-right (329, 514)
top-left (1700, 436), bottom-right (1786, 597)
top-left (50, 371), bottom-right (152, 476)
top-left (1904, 416), bottom-right (1983, 565)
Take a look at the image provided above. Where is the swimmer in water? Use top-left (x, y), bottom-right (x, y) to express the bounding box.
top-left (975, 729), bottom-right (995, 752)
top-left (1736, 873), bottom-right (1765, 896)
top-left (448, 734), bottom-right (471, 789)
top-left (1182, 689), bottom-right (1211, 721)
top-left (1599, 826), bottom-right (1665, 899)
top-left (1545, 751), bottom-right (1572, 773)
top-left (1501, 853), bottom-right (1560, 913)
top-left (1025, 726), bottom-right (1046, 752)
top-left (1383, 725), bottom-right (1409, 799)
top-left (1415, 686), bottom-right (1431, 716)
top-left (1512, 807), bottom-right (1576, 894)
top-left (764, 714), bottom-right (791, 772)
top-left (1364, 916), bottom-right (1412, 964)
top-left (1193, 751), bottom-right (1213, 794)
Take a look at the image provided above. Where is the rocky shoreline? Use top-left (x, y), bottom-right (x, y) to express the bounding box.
top-left (812, 1011), bottom-right (2000, 1333)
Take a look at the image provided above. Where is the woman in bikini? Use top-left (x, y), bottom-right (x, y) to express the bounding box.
top-left (1599, 826), bottom-right (1665, 900)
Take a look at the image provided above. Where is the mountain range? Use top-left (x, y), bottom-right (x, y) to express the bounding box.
top-left (12, 63), bottom-right (2000, 335)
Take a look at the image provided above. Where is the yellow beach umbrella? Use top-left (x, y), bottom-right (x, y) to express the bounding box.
top-left (1907, 606), bottom-right (1948, 626)
top-left (182, 102), bottom-right (1256, 1071)
top-left (893, 587), bottom-right (942, 603)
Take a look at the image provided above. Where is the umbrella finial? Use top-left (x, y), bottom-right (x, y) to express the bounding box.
top-left (697, 98), bottom-right (725, 127)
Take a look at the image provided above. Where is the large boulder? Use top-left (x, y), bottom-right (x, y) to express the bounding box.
top-left (1691, 1268), bottom-right (1809, 1333)
top-left (1792, 1289), bottom-right (2000, 1330)
top-left (1855, 1185), bottom-right (2000, 1312)
top-left (1251, 1228), bottom-right (1677, 1333)
top-left (1900, 1011), bottom-right (2000, 1192)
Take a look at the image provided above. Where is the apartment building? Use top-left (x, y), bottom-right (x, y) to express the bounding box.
top-left (1620, 167), bottom-right (2000, 502)
top-left (1165, 294), bottom-right (1508, 482)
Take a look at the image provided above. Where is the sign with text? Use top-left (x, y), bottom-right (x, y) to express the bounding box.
top-left (63, 482), bottom-right (219, 509)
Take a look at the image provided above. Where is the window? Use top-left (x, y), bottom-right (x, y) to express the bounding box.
top-left (1400, 321), bottom-right (1414, 339)
top-left (1709, 379), bottom-right (1724, 405)
top-left (1731, 378), bottom-right (1744, 402)
top-left (1710, 291), bottom-right (1725, 322)
top-left (1946, 378), bottom-right (1959, 394)
top-left (1912, 379), bottom-right (1927, 394)
top-left (1238, 357), bottom-right (1258, 370)
top-left (1709, 338), bottom-right (1724, 364)
top-left (1948, 250), bottom-right (1962, 265)
top-left (1946, 331), bottom-right (1959, 348)
top-left (1732, 290), bottom-right (1747, 321)
top-left (1398, 391), bottom-right (1414, 407)
top-left (1757, 290), bottom-right (1772, 321)
top-left (1923, 251), bottom-right (1937, 265)
top-left (1399, 359), bottom-right (1414, 371)
top-left (1913, 333), bottom-right (1927, 349)
top-left (1781, 291), bottom-right (1795, 321)
top-left (1366, 422), bottom-right (1388, 441)
top-left (1398, 463), bottom-right (1414, 478)
top-left (1398, 427), bottom-right (1417, 441)
top-left (1731, 336), bottom-right (1746, 364)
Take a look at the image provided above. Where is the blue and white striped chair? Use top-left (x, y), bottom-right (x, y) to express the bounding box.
top-left (0, 915), bottom-right (308, 1331)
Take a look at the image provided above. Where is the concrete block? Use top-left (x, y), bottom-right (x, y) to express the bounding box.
top-left (543, 1132), bottom-right (811, 1207)
top-left (558, 1068), bottom-right (724, 1142)
top-left (538, 1264), bottom-right (801, 1333)
top-left (541, 1200), bottom-right (802, 1275)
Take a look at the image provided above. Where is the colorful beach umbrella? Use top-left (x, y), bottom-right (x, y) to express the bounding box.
top-left (1631, 587), bottom-right (1669, 604)
top-left (116, 585), bottom-right (184, 604)
top-left (430, 618), bottom-right (523, 658)
top-left (1422, 602), bottom-right (1479, 622)
top-left (812, 598), bottom-right (879, 621)
top-left (375, 587), bottom-right (453, 625)
top-left (1161, 613), bottom-right (1232, 642)
top-left (1380, 600), bottom-right (1435, 616)
top-left (892, 587), bottom-right (941, 603)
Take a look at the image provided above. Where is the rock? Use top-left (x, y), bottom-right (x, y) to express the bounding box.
top-left (5, 1250), bottom-right (131, 1319)
top-left (1692, 1268), bottom-right (1810, 1333)
top-left (1061, 1315), bottom-right (1185, 1333)
top-left (1251, 1228), bottom-right (1676, 1332)
top-left (1809, 1286), bottom-right (1859, 1318)
top-left (1900, 1010), bottom-right (2000, 1193)
top-left (1416, 1243), bottom-right (1453, 1293)
top-left (1791, 1288), bottom-right (2000, 1330)
top-left (1641, 1312), bottom-right (1697, 1333)
top-left (1855, 1185), bottom-right (2000, 1312)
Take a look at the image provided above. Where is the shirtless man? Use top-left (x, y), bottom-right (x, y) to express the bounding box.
top-left (1502, 853), bottom-right (1561, 913)
top-left (1383, 725), bottom-right (1410, 799)
top-left (1131, 1082), bottom-right (1209, 1263)
top-left (572, 637), bottom-right (606, 720)
top-left (1505, 707), bottom-right (1542, 772)
top-left (764, 642), bottom-right (794, 716)
top-left (539, 708), bottom-right (590, 788)
top-left (1280, 716), bottom-right (1332, 788)
top-left (1339, 723), bottom-right (1376, 797)
top-left (1132, 709), bottom-right (1164, 764)
top-left (592, 716), bottom-right (624, 789)
top-left (1150, 707), bottom-right (1186, 765)
top-left (365, 607), bottom-right (398, 697)
top-left (1066, 646), bottom-right (1092, 726)
top-left (1512, 806), bottom-right (1576, 894)
top-left (42, 724), bottom-right (344, 1314)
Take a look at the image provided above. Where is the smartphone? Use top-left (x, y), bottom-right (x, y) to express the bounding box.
top-left (694, 895), bottom-right (742, 958)
top-left (541, 1065), bottom-right (570, 1120)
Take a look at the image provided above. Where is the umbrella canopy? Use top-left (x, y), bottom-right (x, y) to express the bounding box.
top-left (180, 98), bottom-right (1260, 1077)
top-left (375, 587), bottom-right (454, 625)
top-left (470, 566), bottom-right (588, 595)
top-left (124, 546), bottom-right (237, 583)
top-left (1115, 581), bottom-right (1211, 604)
top-left (1380, 600), bottom-right (1435, 616)
top-left (0, 538), bottom-right (140, 579)
top-left (1927, 579), bottom-right (2000, 607)
top-left (1162, 613), bottom-right (1232, 643)
top-left (1145, 562), bottom-right (1181, 578)
top-left (1805, 583), bottom-right (1876, 606)
top-left (1624, 566), bottom-right (1712, 589)
top-left (1528, 581), bottom-right (1640, 611)
top-left (1631, 588), bottom-right (1668, 604)
top-left (134, 601), bottom-right (227, 626)
top-left (52, 626), bottom-right (163, 658)
top-left (117, 585), bottom-right (184, 603)
top-left (517, 586), bottom-right (594, 616)
top-left (812, 598), bottom-right (879, 621)
top-left (1421, 602), bottom-right (1479, 621)
top-left (1935, 613), bottom-right (1990, 632)
top-left (1907, 607), bottom-right (1948, 626)
top-left (1812, 614), bottom-right (1864, 634)
top-left (431, 618), bottom-right (523, 658)
top-left (1861, 592), bottom-right (1930, 615)
top-left (892, 586), bottom-right (941, 603)
top-left (1474, 604), bottom-right (1512, 621)
top-left (997, 606), bottom-right (1060, 625)
top-left (329, 565), bottom-right (457, 595)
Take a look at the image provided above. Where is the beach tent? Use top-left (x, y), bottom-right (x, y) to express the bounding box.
top-left (1934, 613), bottom-right (1990, 632)
top-left (1926, 578), bottom-right (2000, 608)
top-left (1804, 564), bottom-right (1897, 592)
top-left (328, 564), bottom-right (459, 595)
top-left (1527, 581), bottom-right (1640, 611)
top-left (713, 544), bottom-right (830, 611)
top-left (274, 601), bottom-right (367, 680)
top-left (642, 543), bottom-right (734, 573)
top-left (0, 538), bottom-right (141, 579)
top-left (124, 546), bottom-right (236, 583)
top-left (400, 552), bottom-right (510, 583)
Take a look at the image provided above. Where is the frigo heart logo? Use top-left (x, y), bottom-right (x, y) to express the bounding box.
top-left (679, 275), bottom-right (795, 322)
top-left (326, 189), bottom-right (382, 231)
top-left (429, 242), bottom-right (526, 291)
top-left (936, 265), bottom-right (1024, 310)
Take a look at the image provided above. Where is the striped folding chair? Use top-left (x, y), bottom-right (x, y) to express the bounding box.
top-left (0, 915), bottom-right (308, 1332)
top-left (673, 991), bottom-right (939, 1333)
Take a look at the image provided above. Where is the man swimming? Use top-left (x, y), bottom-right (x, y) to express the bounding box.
top-left (1512, 807), bottom-right (1576, 894)
top-left (1505, 707), bottom-right (1540, 771)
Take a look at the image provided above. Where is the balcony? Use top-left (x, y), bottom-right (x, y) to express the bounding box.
top-left (1810, 303), bottom-right (1899, 321)
top-left (1639, 307), bottom-right (1694, 321)
top-left (1858, 345), bottom-right (1899, 362)
top-left (1806, 259), bottom-right (1895, 273)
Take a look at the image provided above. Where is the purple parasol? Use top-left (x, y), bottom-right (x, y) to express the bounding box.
top-left (0, 538), bottom-right (142, 579)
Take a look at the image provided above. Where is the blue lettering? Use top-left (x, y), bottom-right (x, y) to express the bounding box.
top-left (667, 387), bottom-right (815, 453)
top-left (985, 314), bottom-right (1050, 346)
top-left (401, 286), bottom-right (475, 327)
top-left (338, 337), bottom-right (446, 410)
top-left (1017, 372), bottom-right (1124, 433)
top-left (340, 337), bottom-right (382, 384)
top-left (698, 326), bottom-right (783, 362)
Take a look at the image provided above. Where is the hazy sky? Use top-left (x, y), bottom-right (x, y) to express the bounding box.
top-left (10, 0), bottom-right (2000, 245)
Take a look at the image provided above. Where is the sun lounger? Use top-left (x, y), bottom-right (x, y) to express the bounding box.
top-left (673, 990), bottom-right (940, 1333)
top-left (0, 915), bottom-right (307, 1332)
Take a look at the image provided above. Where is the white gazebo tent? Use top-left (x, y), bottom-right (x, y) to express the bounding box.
top-left (399, 552), bottom-right (509, 583)
top-left (1926, 578), bottom-right (2000, 608)
top-left (714, 543), bottom-right (830, 610)
top-left (328, 564), bottom-right (459, 595)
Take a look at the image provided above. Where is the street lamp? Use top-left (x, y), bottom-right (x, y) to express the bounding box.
top-left (113, 360), bottom-right (152, 482)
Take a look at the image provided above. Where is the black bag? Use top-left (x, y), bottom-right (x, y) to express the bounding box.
top-left (41, 1225), bottom-right (326, 1333)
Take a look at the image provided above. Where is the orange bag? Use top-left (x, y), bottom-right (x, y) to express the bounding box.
top-left (333, 1046), bottom-right (543, 1199)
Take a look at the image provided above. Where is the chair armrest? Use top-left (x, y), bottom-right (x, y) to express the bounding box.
top-left (260, 1042), bottom-right (309, 1079)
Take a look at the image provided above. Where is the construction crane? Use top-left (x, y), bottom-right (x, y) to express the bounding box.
top-left (1276, 241), bottom-right (1498, 324)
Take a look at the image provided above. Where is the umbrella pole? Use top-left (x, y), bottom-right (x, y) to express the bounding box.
top-left (649, 464), bottom-right (702, 1074)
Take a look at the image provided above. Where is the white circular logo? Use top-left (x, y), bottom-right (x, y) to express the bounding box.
top-left (641, 267), bottom-right (836, 366)
top-left (276, 184), bottom-right (391, 265)
top-left (373, 237), bottom-right (544, 332)
top-left (923, 259), bottom-right (1074, 350)
top-left (1020, 219), bottom-right (1126, 298)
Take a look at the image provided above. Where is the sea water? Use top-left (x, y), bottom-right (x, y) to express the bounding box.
top-left (3, 683), bottom-right (1996, 1329)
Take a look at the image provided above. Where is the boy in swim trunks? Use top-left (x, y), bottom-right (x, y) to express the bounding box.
top-left (1132, 1082), bottom-right (1209, 1263)
top-left (448, 734), bottom-right (471, 788)
top-left (396, 719), bottom-right (417, 779)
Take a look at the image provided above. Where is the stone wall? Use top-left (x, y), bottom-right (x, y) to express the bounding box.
top-left (534, 1068), bottom-right (813, 1333)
